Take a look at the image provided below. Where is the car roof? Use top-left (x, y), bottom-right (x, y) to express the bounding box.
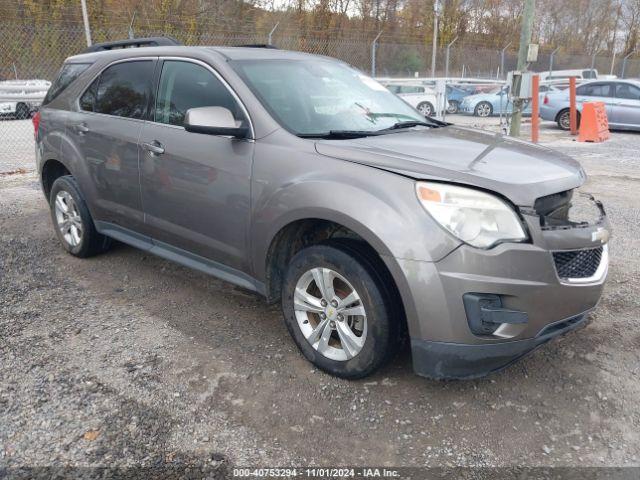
top-left (65, 45), bottom-right (330, 64)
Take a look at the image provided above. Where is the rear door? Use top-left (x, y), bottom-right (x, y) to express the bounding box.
top-left (611, 82), bottom-right (640, 129)
top-left (138, 58), bottom-right (254, 272)
top-left (67, 58), bottom-right (156, 231)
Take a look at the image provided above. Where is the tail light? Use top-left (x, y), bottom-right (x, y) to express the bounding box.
top-left (32, 111), bottom-right (41, 140)
top-left (543, 96), bottom-right (549, 105)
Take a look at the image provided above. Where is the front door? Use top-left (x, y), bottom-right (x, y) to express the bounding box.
top-left (66, 59), bottom-right (156, 231)
top-left (139, 59), bottom-right (254, 273)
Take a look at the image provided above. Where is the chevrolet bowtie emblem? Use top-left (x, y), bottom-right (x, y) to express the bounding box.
top-left (592, 227), bottom-right (610, 244)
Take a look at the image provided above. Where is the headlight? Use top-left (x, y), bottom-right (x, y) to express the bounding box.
top-left (416, 181), bottom-right (527, 248)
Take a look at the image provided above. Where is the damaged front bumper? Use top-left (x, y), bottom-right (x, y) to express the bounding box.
top-left (404, 189), bottom-right (610, 379)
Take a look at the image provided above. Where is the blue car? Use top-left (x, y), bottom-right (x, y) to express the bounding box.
top-left (459, 85), bottom-right (558, 117)
top-left (445, 85), bottom-right (474, 114)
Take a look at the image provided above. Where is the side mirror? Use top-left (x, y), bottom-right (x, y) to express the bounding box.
top-left (184, 106), bottom-right (249, 139)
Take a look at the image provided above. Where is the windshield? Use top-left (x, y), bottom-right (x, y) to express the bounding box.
top-left (231, 59), bottom-right (428, 135)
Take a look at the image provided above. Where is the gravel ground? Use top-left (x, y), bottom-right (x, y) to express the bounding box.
top-left (1, 117), bottom-right (640, 476)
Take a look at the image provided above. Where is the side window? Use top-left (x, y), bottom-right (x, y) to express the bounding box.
top-left (80, 77), bottom-right (98, 111)
top-left (577, 83), bottom-right (612, 97)
top-left (80, 61), bottom-right (154, 119)
top-left (615, 83), bottom-right (640, 100)
top-left (43, 63), bottom-right (91, 105)
top-left (155, 60), bottom-right (246, 127)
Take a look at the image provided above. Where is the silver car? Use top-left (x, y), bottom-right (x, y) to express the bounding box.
top-left (35, 39), bottom-right (610, 380)
top-left (541, 79), bottom-right (640, 130)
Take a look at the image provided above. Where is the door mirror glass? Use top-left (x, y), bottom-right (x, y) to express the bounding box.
top-left (184, 106), bottom-right (249, 138)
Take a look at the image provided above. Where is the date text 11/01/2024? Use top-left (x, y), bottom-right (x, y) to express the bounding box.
top-left (232, 468), bottom-right (401, 478)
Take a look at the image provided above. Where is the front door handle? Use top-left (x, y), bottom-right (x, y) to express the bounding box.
top-left (142, 141), bottom-right (165, 156)
top-left (73, 123), bottom-right (89, 134)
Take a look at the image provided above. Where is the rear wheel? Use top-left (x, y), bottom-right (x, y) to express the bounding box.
top-left (417, 101), bottom-right (434, 117)
top-left (49, 175), bottom-right (111, 257)
top-left (556, 109), bottom-right (580, 130)
top-left (447, 100), bottom-right (459, 114)
top-left (281, 243), bottom-right (399, 379)
top-left (474, 101), bottom-right (493, 117)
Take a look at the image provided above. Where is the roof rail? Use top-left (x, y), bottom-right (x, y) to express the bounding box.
top-left (236, 44), bottom-right (278, 49)
top-left (82, 36), bottom-right (182, 53)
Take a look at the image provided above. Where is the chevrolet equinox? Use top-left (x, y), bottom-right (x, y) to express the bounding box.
top-left (35, 38), bottom-right (610, 379)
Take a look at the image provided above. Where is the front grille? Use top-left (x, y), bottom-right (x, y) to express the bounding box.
top-left (553, 247), bottom-right (603, 279)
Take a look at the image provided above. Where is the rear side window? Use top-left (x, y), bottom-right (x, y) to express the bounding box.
top-left (80, 60), bottom-right (154, 119)
top-left (154, 60), bottom-right (246, 127)
top-left (43, 63), bottom-right (91, 105)
top-left (577, 83), bottom-right (612, 97)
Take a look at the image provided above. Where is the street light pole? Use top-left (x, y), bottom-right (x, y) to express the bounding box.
top-left (80, 0), bottom-right (92, 47)
top-left (501, 42), bottom-right (512, 80)
top-left (371, 31), bottom-right (383, 77)
top-left (430, 0), bottom-right (440, 78)
top-left (549, 46), bottom-right (560, 77)
top-left (445, 36), bottom-right (458, 79)
top-left (621, 50), bottom-right (636, 78)
top-left (268, 22), bottom-right (279, 45)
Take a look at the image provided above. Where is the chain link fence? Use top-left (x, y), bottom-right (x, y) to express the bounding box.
top-left (2, 22), bottom-right (640, 171)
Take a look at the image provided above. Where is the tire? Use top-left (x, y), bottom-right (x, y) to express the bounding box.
top-left (15, 103), bottom-right (30, 120)
top-left (556, 109), bottom-right (580, 131)
top-left (446, 100), bottom-right (459, 114)
top-left (417, 101), bottom-right (434, 117)
top-left (474, 101), bottom-right (493, 117)
top-left (281, 242), bottom-right (400, 379)
top-left (49, 175), bottom-right (111, 258)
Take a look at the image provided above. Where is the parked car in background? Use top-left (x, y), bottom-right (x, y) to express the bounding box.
top-left (459, 84), bottom-right (558, 117)
top-left (445, 85), bottom-right (474, 114)
top-left (0, 79), bottom-right (51, 119)
top-left (541, 79), bottom-right (640, 131)
top-left (382, 82), bottom-right (442, 117)
top-left (538, 69), bottom-right (599, 83)
top-left (458, 86), bottom-right (512, 116)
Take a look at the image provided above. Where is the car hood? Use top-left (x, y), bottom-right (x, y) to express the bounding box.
top-left (315, 126), bottom-right (585, 206)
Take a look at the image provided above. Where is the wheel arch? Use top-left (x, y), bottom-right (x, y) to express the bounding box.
top-left (40, 158), bottom-right (72, 201)
top-left (262, 214), bottom-right (411, 339)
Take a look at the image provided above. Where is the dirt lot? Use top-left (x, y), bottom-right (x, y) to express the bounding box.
top-left (1, 117), bottom-right (640, 475)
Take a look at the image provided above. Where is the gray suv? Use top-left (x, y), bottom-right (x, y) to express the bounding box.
top-left (35, 38), bottom-right (610, 380)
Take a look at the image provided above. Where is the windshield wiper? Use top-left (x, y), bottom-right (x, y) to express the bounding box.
top-left (298, 130), bottom-right (385, 139)
top-left (380, 120), bottom-right (435, 131)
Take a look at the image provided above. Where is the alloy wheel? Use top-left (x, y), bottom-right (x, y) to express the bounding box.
top-left (476, 102), bottom-right (492, 117)
top-left (418, 102), bottom-right (433, 117)
top-left (293, 267), bottom-right (367, 361)
top-left (54, 190), bottom-right (83, 247)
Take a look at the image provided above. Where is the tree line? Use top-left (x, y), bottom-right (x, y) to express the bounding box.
top-left (1, 0), bottom-right (638, 54)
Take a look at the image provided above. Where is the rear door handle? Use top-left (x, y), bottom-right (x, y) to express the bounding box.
top-left (73, 123), bottom-right (89, 134)
top-left (142, 141), bottom-right (165, 156)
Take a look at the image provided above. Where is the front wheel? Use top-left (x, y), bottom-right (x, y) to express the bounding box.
top-left (474, 101), bottom-right (493, 117)
top-left (417, 101), bottom-right (434, 117)
top-left (281, 243), bottom-right (399, 379)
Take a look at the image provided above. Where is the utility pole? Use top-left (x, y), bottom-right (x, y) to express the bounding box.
top-left (509, 0), bottom-right (535, 137)
top-left (80, 0), bottom-right (92, 47)
top-left (430, 0), bottom-right (441, 78)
